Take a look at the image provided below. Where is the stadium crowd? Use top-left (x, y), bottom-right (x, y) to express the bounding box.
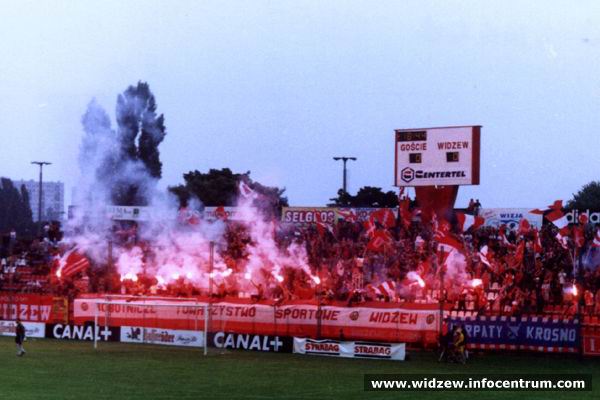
top-left (1, 203), bottom-right (600, 318)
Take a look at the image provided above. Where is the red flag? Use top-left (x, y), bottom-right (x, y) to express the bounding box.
top-left (529, 208), bottom-right (545, 215)
top-left (367, 230), bottom-right (394, 252)
top-left (546, 209), bottom-right (569, 229)
top-left (337, 209), bottom-right (358, 223)
top-left (435, 231), bottom-right (464, 253)
top-left (592, 229), bottom-right (600, 248)
top-left (518, 218), bottom-right (530, 235)
top-left (548, 200), bottom-right (563, 211)
top-left (498, 225), bottom-right (513, 247)
top-left (315, 212), bottom-right (334, 237)
top-left (514, 241), bottom-right (525, 265)
top-left (367, 280), bottom-right (397, 299)
top-left (573, 226), bottom-right (585, 248)
top-left (363, 219), bottom-right (376, 238)
top-left (532, 229), bottom-right (542, 254)
top-left (370, 208), bottom-right (396, 229)
top-left (479, 245), bottom-right (492, 267)
top-left (456, 212), bottom-right (485, 232)
top-left (399, 198), bottom-right (412, 229)
top-left (57, 248), bottom-right (90, 279)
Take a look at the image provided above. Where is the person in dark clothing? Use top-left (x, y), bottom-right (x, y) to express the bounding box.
top-left (15, 319), bottom-right (26, 356)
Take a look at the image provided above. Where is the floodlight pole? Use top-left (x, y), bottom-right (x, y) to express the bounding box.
top-left (333, 157), bottom-right (356, 194)
top-left (31, 161), bottom-right (51, 231)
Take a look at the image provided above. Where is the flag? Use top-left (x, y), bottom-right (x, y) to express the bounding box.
top-left (315, 212), bottom-right (334, 237)
top-left (514, 241), bottom-right (525, 265)
top-left (369, 208), bottom-right (396, 229)
top-left (548, 200), bottom-right (563, 210)
top-left (592, 229), bottom-right (600, 248)
top-left (367, 230), bottom-right (394, 252)
top-left (573, 226), bottom-right (585, 248)
top-left (363, 219), bottom-right (376, 238)
top-left (57, 248), bottom-right (90, 279)
top-left (399, 198), bottom-right (412, 229)
top-left (238, 180), bottom-right (256, 199)
top-left (337, 209), bottom-right (358, 223)
top-left (367, 280), bottom-right (397, 299)
top-left (518, 218), bottom-right (530, 235)
top-left (555, 229), bottom-right (569, 250)
top-left (529, 208), bottom-right (545, 215)
top-left (479, 245), bottom-right (492, 267)
top-left (532, 229), bottom-right (543, 254)
top-left (456, 212), bottom-right (485, 232)
top-left (435, 231), bottom-right (464, 254)
top-left (546, 209), bottom-right (569, 229)
top-left (498, 225), bottom-right (513, 247)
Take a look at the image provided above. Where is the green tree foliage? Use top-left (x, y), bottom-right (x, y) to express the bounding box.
top-left (329, 186), bottom-right (398, 208)
top-left (0, 178), bottom-right (34, 235)
top-left (568, 181), bottom-right (600, 210)
top-left (169, 168), bottom-right (288, 216)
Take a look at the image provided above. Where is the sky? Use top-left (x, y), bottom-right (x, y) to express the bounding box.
top-left (1, 0), bottom-right (599, 209)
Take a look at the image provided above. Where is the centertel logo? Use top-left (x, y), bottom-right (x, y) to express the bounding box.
top-left (401, 168), bottom-right (466, 183)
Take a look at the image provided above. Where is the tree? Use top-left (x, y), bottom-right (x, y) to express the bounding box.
top-left (0, 178), bottom-right (34, 235)
top-left (568, 181), bottom-right (600, 210)
top-left (329, 186), bottom-right (398, 208)
top-left (169, 168), bottom-right (288, 216)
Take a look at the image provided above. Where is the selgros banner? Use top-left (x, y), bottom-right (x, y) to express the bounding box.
top-left (46, 323), bottom-right (121, 342)
top-left (120, 326), bottom-right (204, 347)
top-left (449, 315), bottom-right (579, 350)
top-left (0, 294), bottom-right (54, 322)
top-left (0, 321), bottom-right (45, 338)
top-left (479, 208), bottom-right (543, 230)
top-left (281, 207), bottom-right (337, 224)
top-left (293, 338), bottom-right (406, 361)
top-left (209, 332), bottom-right (292, 352)
top-left (73, 297), bottom-right (440, 344)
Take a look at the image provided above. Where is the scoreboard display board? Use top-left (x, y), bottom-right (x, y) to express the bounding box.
top-left (394, 125), bottom-right (481, 187)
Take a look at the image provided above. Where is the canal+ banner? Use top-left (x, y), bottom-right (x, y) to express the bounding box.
top-left (449, 315), bottom-right (579, 352)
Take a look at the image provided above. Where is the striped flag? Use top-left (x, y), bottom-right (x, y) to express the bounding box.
top-left (456, 212), bottom-right (485, 232)
top-left (367, 280), bottom-right (397, 299)
top-left (546, 209), bottom-right (569, 230)
top-left (56, 248), bottom-right (90, 279)
top-left (592, 230), bottom-right (600, 248)
top-left (479, 245), bottom-right (492, 267)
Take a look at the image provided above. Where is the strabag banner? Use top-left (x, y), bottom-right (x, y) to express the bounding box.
top-left (120, 326), bottom-right (204, 347)
top-left (0, 294), bottom-right (55, 322)
top-left (73, 297), bottom-right (441, 344)
top-left (449, 315), bottom-right (579, 351)
top-left (0, 321), bottom-right (45, 338)
top-left (479, 208), bottom-right (543, 231)
top-left (293, 337), bottom-right (406, 361)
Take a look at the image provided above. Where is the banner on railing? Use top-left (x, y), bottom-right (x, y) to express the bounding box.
top-left (0, 321), bottom-right (45, 338)
top-left (449, 315), bottom-right (579, 352)
top-left (120, 326), bottom-right (204, 347)
top-left (0, 294), bottom-right (55, 322)
top-left (293, 337), bottom-right (406, 360)
top-left (73, 297), bottom-right (441, 344)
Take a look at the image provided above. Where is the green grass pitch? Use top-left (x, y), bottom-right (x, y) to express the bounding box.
top-left (1, 337), bottom-right (598, 400)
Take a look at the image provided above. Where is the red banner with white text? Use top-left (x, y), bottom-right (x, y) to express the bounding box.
top-left (0, 293), bottom-right (56, 322)
top-left (73, 296), bottom-right (441, 344)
